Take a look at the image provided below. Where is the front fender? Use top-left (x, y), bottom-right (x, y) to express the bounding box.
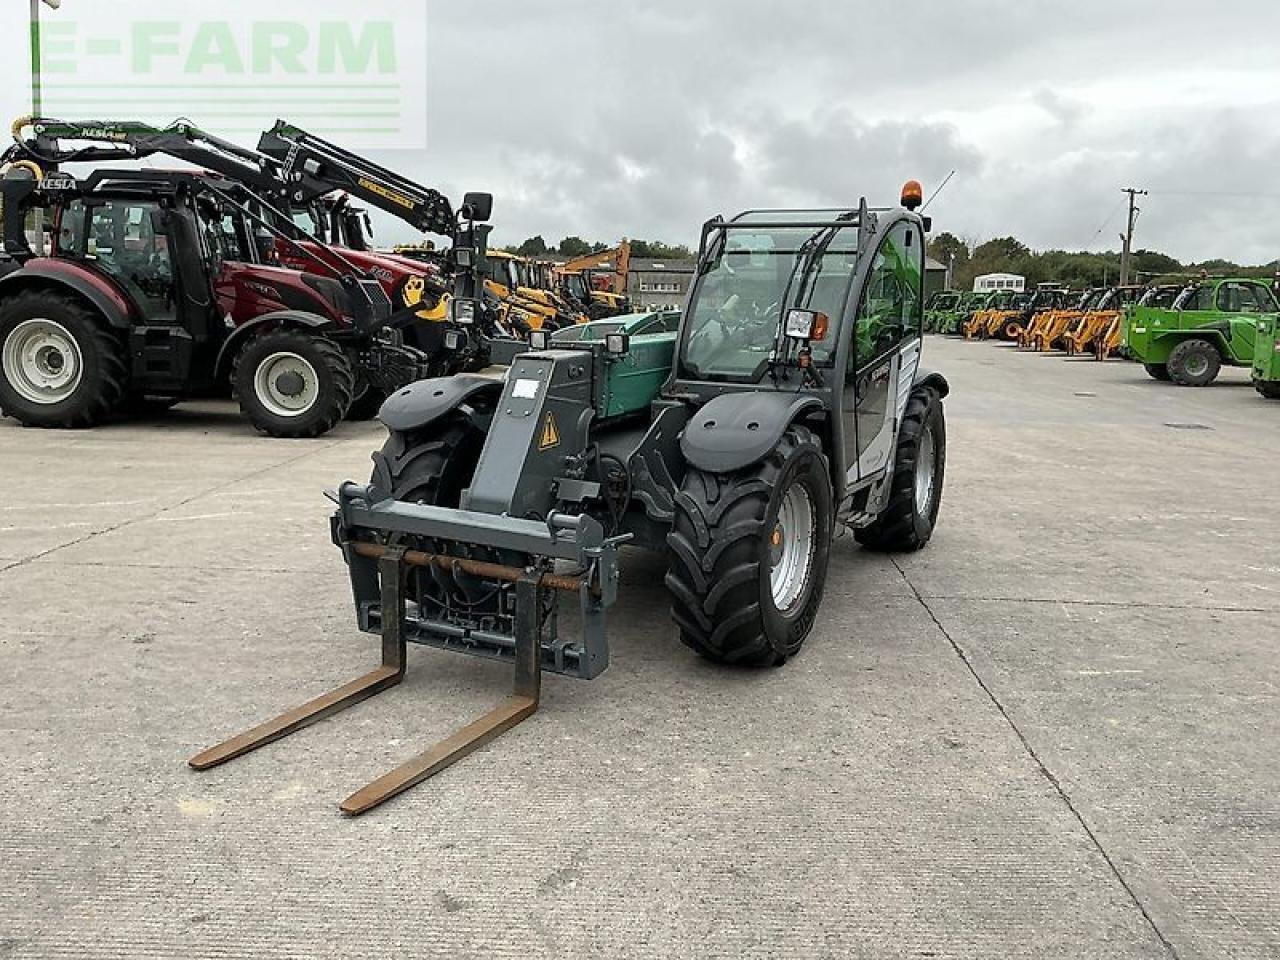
top-left (377, 374), bottom-right (503, 434)
top-left (913, 368), bottom-right (950, 398)
top-left (213, 310), bottom-right (334, 380)
top-left (680, 392), bottom-right (823, 474)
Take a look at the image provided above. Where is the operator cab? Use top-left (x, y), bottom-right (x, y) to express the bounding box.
top-left (674, 195), bottom-right (928, 487)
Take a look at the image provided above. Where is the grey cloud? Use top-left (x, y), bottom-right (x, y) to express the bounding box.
top-left (311, 1), bottom-right (1280, 263)
top-left (11, 0), bottom-right (1280, 261)
top-left (1031, 89), bottom-right (1085, 131)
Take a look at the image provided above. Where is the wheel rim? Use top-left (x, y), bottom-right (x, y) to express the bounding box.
top-left (915, 424), bottom-right (937, 515)
top-left (2, 318), bottom-right (84, 405)
top-left (253, 351), bottom-right (320, 417)
top-left (1184, 353), bottom-right (1209, 378)
top-left (768, 481), bottom-right (816, 613)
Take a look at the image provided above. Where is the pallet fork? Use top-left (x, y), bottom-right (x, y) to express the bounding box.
top-left (190, 545), bottom-right (557, 815)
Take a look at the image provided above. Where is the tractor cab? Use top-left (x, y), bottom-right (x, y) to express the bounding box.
top-left (1135, 284), bottom-right (1183, 310)
top-left (4, 171), bottom-right (245, 391)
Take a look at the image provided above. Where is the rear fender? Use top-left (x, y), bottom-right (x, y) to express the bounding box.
top-left (213, 310), bottom-right (334, 381)
top-left (377, 374), bottom-right (503, 434)
top-left (680, 392), bottom-right (824, 474)
top-left (0, 263), bottom-right (133, 329)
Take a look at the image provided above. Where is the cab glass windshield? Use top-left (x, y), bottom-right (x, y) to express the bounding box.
top-left (681, 224), bottom-right (860, 381)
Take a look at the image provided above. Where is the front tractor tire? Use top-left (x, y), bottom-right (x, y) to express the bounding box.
top-left (666, 425), bottom-right (833, 667)
top-left (1166, 339), bottom-right (1222, 387)
top-left (345, 386), bottom-right (388, 422)
top-left (0, 290), bottom-right (127, 428)
top-left (373, 420), bottom-right (486, 510)
top-left (1256, 380), bottom-right (1280, 400)
top-left (855, 386), bottom-right (946, 552)
top-left (373, 418), bottom-right (493, 614)
top-left (233, 330), bottom-right (355, 438)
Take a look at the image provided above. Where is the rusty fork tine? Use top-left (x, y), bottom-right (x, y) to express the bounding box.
top-left (189, 550), bottom-right (409, 772)
top-left (340, 694), bottom-right (537, 815)
top-left (338, 570), bottom-right (545, 817)
top-left (189, 666), bottom-right (404, 770)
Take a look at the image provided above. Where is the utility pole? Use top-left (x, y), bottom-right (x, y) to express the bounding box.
top-left (29, 0), bottom-right (62, 256)
top-left (30, 0), bottom-right (62, 116)
top-left (1119, 187), bottom-right (1147, 286)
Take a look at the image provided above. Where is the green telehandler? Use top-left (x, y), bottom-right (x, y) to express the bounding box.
top-left (1125, 277), bottom-right (1278, 386)
top-left (1253, 310), bottom-right (1280, 399)
top-left (938, 291), bottom-right (991, 335)
top-left (924, 290), bottom-right (960, 332)
top-left (189, 185), bottom-right (952, 815)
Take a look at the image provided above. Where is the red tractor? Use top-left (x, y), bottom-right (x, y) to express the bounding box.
top-left (0, 166), bottom-right (427, 437)
top-left (3, 118), bottom-right (503, 393)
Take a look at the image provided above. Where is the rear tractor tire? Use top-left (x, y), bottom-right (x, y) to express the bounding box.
top-left (233, 330), bottom-right (355, 438)
top-left (855, 386), bottom-right (946, 552)
top-left (1143, 363), bottom-right (1171, 382)
top-left (0, 290), bottom-right (128, 428)
top-left (1166, 339), bottom-right (1222, 387)
top-left (666, 425), bottom-right (833, 667)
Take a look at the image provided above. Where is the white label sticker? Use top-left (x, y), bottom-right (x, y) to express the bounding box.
top-left (512, 379), bottom-right (540, 399)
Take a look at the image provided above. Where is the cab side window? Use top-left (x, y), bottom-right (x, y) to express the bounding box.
top-left (56, 201), bottom-right (87, 254)
top-left (1218, 282), bottom-right (1277, 313)
top-left (849, 221), bottom-right (922, 373)
top-left (1183, 287), bottom-right (1215, 312)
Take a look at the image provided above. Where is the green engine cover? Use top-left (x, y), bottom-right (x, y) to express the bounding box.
top-left (600, 332), bottom-right (676, 419)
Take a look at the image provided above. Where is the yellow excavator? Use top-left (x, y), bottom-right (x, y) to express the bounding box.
top-left (556, 241), bottom-right (632, 317)
top-left (481, 250), bottom-right (592, 331)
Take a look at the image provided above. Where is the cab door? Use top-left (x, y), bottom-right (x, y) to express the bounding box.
top-left (1215, 281), bottom-right (1271, 361)
top-left (841, 220), bottom-right (924, 483)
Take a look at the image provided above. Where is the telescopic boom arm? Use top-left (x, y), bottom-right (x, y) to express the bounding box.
top-left (257, 120), bottom-right (456, 240)
top-left (4, 116), bottom-right (331, 209)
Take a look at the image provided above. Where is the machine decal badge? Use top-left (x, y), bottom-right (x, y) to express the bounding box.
top-left (357, 177), bottom-right (414, 211)
top-left (39, 174), bottom-right (77, 192)
top-left (512, 378), bottom-right (540, 399)
top-left (539, 412), bottom-right (561, 450)
top-left (401, 275), bottom-right (425, 306)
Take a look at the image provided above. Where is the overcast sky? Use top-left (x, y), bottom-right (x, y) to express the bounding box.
top-left (4, 1), bottom-right (1279, 263)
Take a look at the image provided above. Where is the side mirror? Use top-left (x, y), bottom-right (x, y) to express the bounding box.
top-left (461, 192), bottom-right (493, 223)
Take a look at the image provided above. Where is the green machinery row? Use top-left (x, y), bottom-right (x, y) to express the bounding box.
top-left (923, 279), bottom-right (1280, 400)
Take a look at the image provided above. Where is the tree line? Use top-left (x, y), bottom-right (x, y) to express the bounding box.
top-left (928, 233), bottom-right (1280, 290)
top-left (501, 236), bottom-right (695, 260)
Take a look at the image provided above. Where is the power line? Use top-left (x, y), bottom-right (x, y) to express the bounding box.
top-left (1148, 189), bottom-right (1280, 199)
top-left (1084, 196), bottom-right (1127, 248)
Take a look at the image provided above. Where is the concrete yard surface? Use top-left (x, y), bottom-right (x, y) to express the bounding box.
top-left (1, 337), bottom-right (1277, 959)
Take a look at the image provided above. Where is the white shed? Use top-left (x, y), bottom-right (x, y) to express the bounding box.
top-left (973, 273), bottom-right (1026, 293)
